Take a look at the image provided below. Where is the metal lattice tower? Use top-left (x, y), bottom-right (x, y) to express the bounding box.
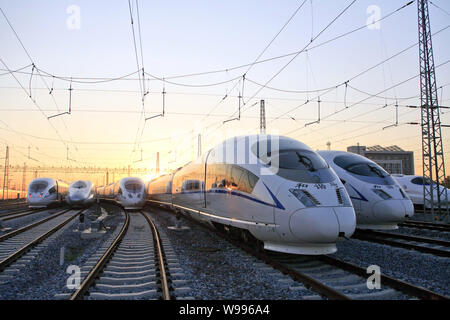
top-left (156, 152), bottom-right (160, 175)
top-left (2, 146), bottom-right (9, 200)
top-left (260, 100), bottom-right (266, 134)
top-left (418, 0), bottom-right (448, 220)
top-left (197, 134), bottom-right (202, 157)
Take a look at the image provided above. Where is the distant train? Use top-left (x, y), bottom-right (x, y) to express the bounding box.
top-left (96, 177), bottom-right (146, 210)
top-left (147, 135), bottom-right (356, 255)
top-left (392, 174), bottom-right (450, 209)
top-left (66, 180), bottom-right (95, 208)
top-left (27, 178), bottom-right (69, 208)
top-left (318, 151), bottom-right (414, 230)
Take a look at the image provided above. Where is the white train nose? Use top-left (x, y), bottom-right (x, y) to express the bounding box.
top-left (373, 200), bottom-right (412, 222)
top-left (289, 207), bottom-right (356, 243)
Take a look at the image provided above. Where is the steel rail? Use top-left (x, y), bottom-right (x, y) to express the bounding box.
top-left (1, 207), bottom-right (51, 221)
top-left (357, 229), bottom-right (450, 247)
top-left (400, 220), bottom-right (450, 232)
top-left (0, 209), bottom-right (83, 272)
top-left (353, 230), bottom-right (450, 257)
top-left (151, 206), bottom-right (350, 300)
top-left (318, 255), bottom-right (449, 300)
top-left (141, 211), bottom-right (171, 300)
top-left (0, 208), bottom-right (71, 242)
top-left (70, 210), bottom-right (130, 300)
top-left (0, 207), bottom-right (42, 217)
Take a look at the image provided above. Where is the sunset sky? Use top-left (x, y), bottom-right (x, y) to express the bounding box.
top-left (1, 0), bottom-right (450, 177)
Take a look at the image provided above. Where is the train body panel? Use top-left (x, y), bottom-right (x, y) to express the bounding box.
top-left (27, 178), bottom-right (68, 208)
top-left (97, 177), bottom-right (146, 210)
top-left (318, 150), bottom-right (414, 230)
top-left (147, 135), bottom-right (356, 255)
top-left (393, 174), bottom-right (450, 209)
top-left (66, 180), bottom-right (95, 207)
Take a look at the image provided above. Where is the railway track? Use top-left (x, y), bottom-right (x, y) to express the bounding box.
top-left (0, 209), bottom-right (82, 280)
top-left (69, 210), bottom-right (172, 300)
top-left (261, 252), bottom-right (448, 300)
top-left (353, 229), bottom-right (450, 258)
top-left (0, 207), bottom-right (51, 222)
top-left (164, 207), bottom-right (448, 300)
top-left (399, 220), bottom-right (450, 232)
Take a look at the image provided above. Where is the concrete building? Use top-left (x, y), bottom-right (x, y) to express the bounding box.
top-left (347, 144), bottom-right (414, 175)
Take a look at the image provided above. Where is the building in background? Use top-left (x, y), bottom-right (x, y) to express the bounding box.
top-left (347, 144), bottom-right (414, 175)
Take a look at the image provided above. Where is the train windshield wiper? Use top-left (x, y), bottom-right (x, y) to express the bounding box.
top-left (369, 165), bottom-right (386, 178)
top-left (296, 152), bottom-right (315, 171)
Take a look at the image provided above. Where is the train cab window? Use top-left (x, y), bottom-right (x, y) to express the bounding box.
top-left (264, 149), bottom-right (334, 183)
top-left (125, 182), bottom-right (143, 193)
top-left (72, 181), bottom-right (87, 189)
top-left (334, 154), bottom-right (396, 185)
top-left (48, 186), bottom-right (56, 194)
top-left (411, 177), bottom-right (433, 186)
top-left (29, 181), bottom-right (48, 193)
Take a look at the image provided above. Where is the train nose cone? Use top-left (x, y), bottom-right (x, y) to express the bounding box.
top-left (289, 207), bottom-right (355, 243)
top-left (373, 200), bottom-right (410, 222)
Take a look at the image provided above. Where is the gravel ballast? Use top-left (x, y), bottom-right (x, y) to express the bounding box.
top-left (146, 206), bottom-right (320, 300)
top-left (0, 203), bottom-right (124, 300)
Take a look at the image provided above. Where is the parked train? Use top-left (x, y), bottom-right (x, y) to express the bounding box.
top-left (66, 180), bottom-right (95, 208)
top-left (147, 135), bottom-right (356, 255)
top-left (392, 174), bottom-right (450, 209)
top-left (318, 151), bottom-right (414, 230)
top-left (96, 177), bottom-right (146, 210)
top-left (27, 178), bottom-right (69, 208)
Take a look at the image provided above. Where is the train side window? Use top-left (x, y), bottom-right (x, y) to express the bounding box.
top-left (229, 165), bottom-right (259, 194)
top-left (48, 186), bottom-right (56, 194)
top-left (118, 188), bottom-right (123, 195)
top-left (231, 166), bottom-right (243, 190)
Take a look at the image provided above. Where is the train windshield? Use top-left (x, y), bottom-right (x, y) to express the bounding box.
top-left (266, 149), bottom-right (335, 183)
top-left (334, 154), bottom-right (396, 185)
top-left (29, 181), bottom-right (48, 193)
top-left (72, 181), bottom-right (87, 189)
top-left (411, 177), bottom-right (435, 186)
top-left (124, 181), bottom-right (143, 193)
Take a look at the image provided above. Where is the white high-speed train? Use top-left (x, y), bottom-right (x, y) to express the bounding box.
top-left (66, 180), bottom-right (95, 208)
top-left (318, 151), bottom-right (414, 230)
top-left (147, 135), bottom-right (356, 255)
top-left (392, 174), bottom-right (450, 209)
top-left (96, 177), bottom-right (146, 210)
top-left (27, 178), bottom-right (69, 208)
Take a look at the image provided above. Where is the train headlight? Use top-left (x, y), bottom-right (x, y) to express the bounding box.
top-left (372, 189), bottom-right (392, 200)
top-left (289, 189), bottom-right (318, 207)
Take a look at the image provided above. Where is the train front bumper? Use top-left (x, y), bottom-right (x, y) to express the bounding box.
top-left (289, 207), bottom-right (356, 243)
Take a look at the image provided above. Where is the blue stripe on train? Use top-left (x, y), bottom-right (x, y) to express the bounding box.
top-left (152, 185), bottom-right (285, 210)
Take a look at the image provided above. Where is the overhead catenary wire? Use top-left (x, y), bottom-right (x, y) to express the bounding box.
top-left (0, 1), bottom-right (417, 88)
top-left (0, 6), bottom-right (86, 163)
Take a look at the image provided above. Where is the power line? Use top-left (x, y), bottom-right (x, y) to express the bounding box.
top-left (0, 1), bottom-right (417, 87)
